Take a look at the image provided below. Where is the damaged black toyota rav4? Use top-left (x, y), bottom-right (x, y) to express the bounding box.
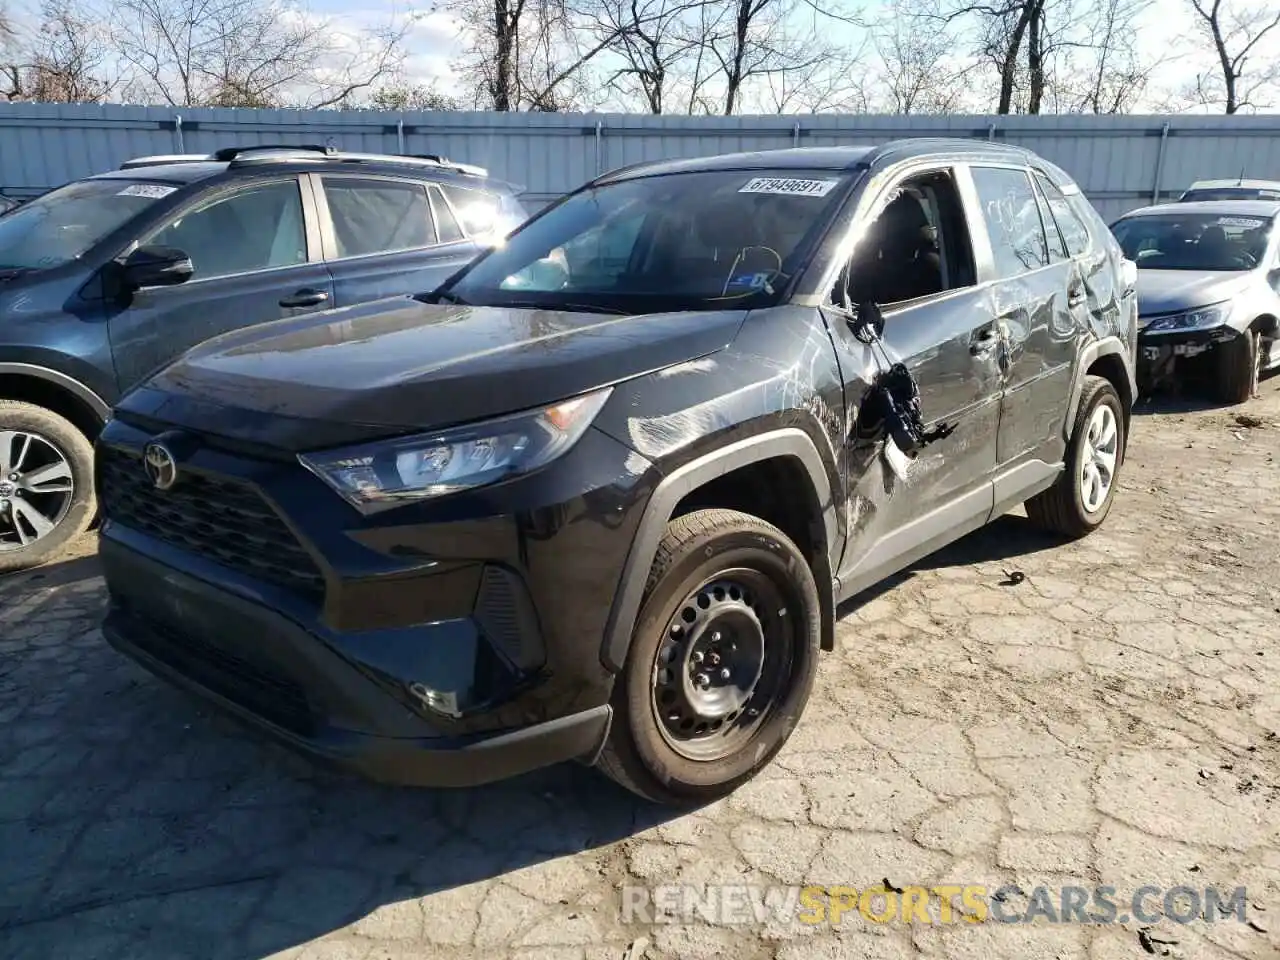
top-left (98, 140), bottom-right (1137, 804)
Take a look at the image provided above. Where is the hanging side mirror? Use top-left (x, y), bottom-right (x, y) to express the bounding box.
top-left (850, 299), bottom-right (886, 343)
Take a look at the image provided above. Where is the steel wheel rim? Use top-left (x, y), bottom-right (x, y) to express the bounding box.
top-left (1080, 403), bottom-right (1118, 514)
top-left (650, 567), bottom-right (797, 762)
top-left (0, 430), bottom-right (75, 551)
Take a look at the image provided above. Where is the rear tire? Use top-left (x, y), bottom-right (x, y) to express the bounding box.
top-left (596, 508), bottom-right (821, 805)
top-left (0, 401), bottom-right (96, 573)
top-left (1215, 328), bottom-right (1260, 405)
top-left (1025, 376), bottom-right (1125, 539)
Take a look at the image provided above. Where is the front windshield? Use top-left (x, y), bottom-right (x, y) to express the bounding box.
top-left (1111, 212), bottom-right (1274, 271)
top-left (442, 169), bottom-right (852, 313)
top-left (0, 179), bottom-right (176, 271)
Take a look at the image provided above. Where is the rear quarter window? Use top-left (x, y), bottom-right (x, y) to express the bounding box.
top-left (438, 183), bottom-right (525, 240)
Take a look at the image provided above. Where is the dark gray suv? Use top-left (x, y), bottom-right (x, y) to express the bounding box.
top-left (99, 139), bottom-right (1139, 804)
top-left (0, 145), bottom-right (527, 570)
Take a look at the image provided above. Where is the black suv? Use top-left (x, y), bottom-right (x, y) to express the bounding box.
top-left (98, 139), bottom-right (1137, 805)
top-left (0, 145), bottom-right (526, 570)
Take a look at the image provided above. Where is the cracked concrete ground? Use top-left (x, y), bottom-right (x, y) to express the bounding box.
top-left (1, 385), bottom-right (1278, 960)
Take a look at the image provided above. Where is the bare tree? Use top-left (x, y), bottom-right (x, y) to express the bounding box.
top-left (591, 0), bottom-right (705, 113)
top-left (930, 0), bottom-right (1159, 114)
top-left (1048, 0), bottom-right (1156, 113)
top-left (22, 0), bottom-right (116, 102)
top-left (2, 1), bottom-right (23, 100)
top-left (449, 0), bottom-right (582, 110)
top-left (690, 0), bottom-right (865, 115)
top-left (1185, 0), bottom-right (1280, 113)
top-left (111, 0), bottom-right (411, 108)
top-left (873, 0), bottom-right (976, 113)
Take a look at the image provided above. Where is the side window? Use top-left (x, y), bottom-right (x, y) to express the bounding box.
top-left (1031, 179), bottom-right (1068, 262)
top-left (1034, 172), bottom-right (1091, 258)
top-left (429, 186), bottom-right (466, 243)
top-left (148, 180), bottom-right (306, 281)
top-left (438, 183), bottom-right (502, 239)
top-left (970, 166), bottom-right (1050, 277)
top-left (321, 178), bottom-right (434, 259)
top-left (842, 169), bottom-right (977, 307)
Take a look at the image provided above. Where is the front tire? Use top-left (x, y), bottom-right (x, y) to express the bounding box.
top-left (596, 508), bottom-right (821, 805)
top-left (0, 401), bottom-right (96, 573)
top-left (1215, 328), bottom-right (1260, 405)
top-left (1025, 376), bottom-right (1125, 539)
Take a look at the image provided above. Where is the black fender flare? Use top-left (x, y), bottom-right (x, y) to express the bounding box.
top-left (599, 427), bottom-right (839, 672)
top-left (1065, 336), bottom-right (1136, 436)
top-left (0, 362), bottom-right (112, 422)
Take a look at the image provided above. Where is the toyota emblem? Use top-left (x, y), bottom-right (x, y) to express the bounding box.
top-left (143, 441), bottom-right (178, 490)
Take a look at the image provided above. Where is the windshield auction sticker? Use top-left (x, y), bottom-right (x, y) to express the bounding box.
top-left (739, 177), bottom-right (839, 197)
top-left (117, 184), bottom-right (178, 199)
top-left (1214, 216), bottom-right (1266, 228)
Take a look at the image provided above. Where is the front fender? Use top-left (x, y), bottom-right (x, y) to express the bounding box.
top-left (598, 427), bottom-right (837, 673)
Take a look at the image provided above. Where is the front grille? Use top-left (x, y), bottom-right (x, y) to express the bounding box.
top-left (99, 446), bottom-right (325, 601)
top-left (125, 606), bottom-right (314, 736)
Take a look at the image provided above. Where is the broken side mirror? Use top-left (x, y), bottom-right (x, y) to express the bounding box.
top-left (850, 299), bottom-right (886, 344)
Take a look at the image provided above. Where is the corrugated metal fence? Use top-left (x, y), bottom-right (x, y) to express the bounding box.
top-left (2, 104), bottom-right (1280, 219)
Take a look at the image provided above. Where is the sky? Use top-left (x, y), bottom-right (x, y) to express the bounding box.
top-left (4, 0), bottom-right (1275, 112)
top-left (296, 0), bottom-right (1257, 113)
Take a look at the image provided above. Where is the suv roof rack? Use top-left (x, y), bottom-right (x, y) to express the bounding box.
top-left (213, 144), bottom-right (338, 162)
top-left (120, 145), bottom-right (490, 179)
top-left (216, 144), bottom-right (489, 178)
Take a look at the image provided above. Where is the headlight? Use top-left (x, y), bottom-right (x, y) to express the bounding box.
top-left (299, 388), bottom-right (612, 513)
top-left (1142, 302), bottom-right (1230, 333)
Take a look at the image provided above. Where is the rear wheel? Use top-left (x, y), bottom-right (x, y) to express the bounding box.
top-left (0, 401), bottom-right (96, 572)
top-left (596, 508), bottom-right (821, 805)
top-left (1025, 376), bottom-right (1124, 539)
top-left (1215, 328), bottom-right (1260, 404)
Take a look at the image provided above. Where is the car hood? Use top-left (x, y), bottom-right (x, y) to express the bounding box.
top-left (117, 296), bottom-right (749, 451)
top-left (1135, 269), bottom-right (1251, 316)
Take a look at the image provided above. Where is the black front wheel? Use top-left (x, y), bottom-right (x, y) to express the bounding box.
top-left (0, 401), bottom-right (96, 572)
top-left (1215, 328), bottom-right (1261, 405)
top-left (596, 508), bottom-right (821, 805)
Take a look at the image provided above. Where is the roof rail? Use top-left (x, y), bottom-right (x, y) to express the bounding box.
top-left (330, 152), bottom-right (489, 178)
top-left (407, 154), bottom-right (489, 177)
top-left (207, 144), bottom-right (486, 179)
top-left (214, 144), bottom-right (337, 162)
top-left (119, 154), bottom-right (211, 170)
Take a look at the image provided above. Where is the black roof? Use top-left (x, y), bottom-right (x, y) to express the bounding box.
top-left (91, 162), bottom-right (231, 185)
top-left (1120, 199), bottom-right (1280, 219)
top-left (597, 138), bottom-right (1037, 184)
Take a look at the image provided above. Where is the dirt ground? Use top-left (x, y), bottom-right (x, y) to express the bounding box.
top-left (1, 378), bottom-right (1278, 960)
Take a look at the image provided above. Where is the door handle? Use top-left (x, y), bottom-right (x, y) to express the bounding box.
top-left (1067, 279), bottom-right (1086, 308)
top-left (279, 288), bottom-right (329, 308)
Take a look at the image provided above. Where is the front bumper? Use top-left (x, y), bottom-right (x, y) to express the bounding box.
top-left (1137, 323), bottom-right (1242, 374)
top-left (95, 413), bottom-right (657, 788)
top-left (102, 537), bottom-right (612, 787)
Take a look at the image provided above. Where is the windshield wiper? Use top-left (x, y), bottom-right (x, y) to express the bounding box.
top-left (499, 300), bottom-right (631, 315)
